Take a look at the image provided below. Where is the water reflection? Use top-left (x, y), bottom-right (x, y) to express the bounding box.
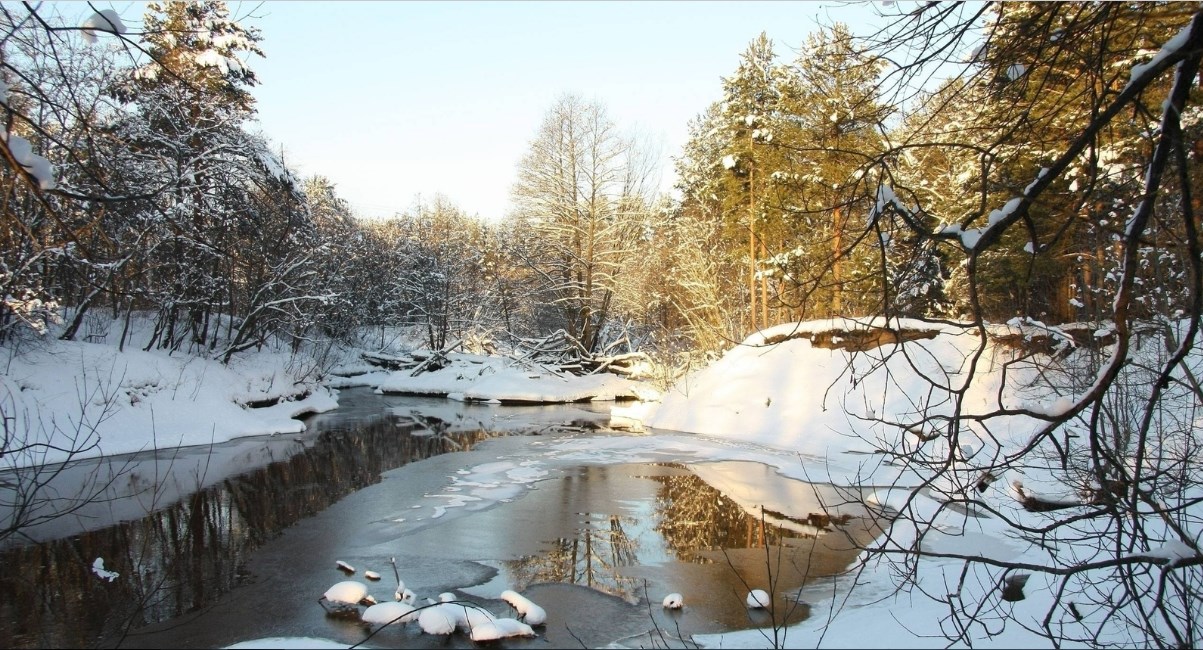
top-left (495, 462), bottom-right (883, 632)
top-left (505, 511), bottom-right (644, 597)
top-left (0, 389), bottom-right (885, 649)
top-left (0, 411), bottom-right (497, 649)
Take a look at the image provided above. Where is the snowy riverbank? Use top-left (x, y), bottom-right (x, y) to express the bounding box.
top-left (0, 318), bottom-right (659, 469)
top-left (632, 317), bottom-right (1202, 649)
top-left (6, 315), bottom-right (1199, 648)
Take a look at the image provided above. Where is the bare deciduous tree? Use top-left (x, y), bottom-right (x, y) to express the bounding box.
top-left (511, 94), bottom-right (658, 354)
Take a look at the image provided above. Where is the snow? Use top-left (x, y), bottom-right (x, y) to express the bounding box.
top-left (469, 618), bottom-right (535, 642)
top-left (417, 604), bottom-right (458, 635)
top-left (11, 314), bottom-right (1201, 648)
top-left (1127, 22), bottom-right (1195, 91)
top-left (361, 600), bottom-right (416, 625)
top-left (1144, 540), bottom-right (1198, 566)
top-left (871, 184), bottom-right (916, 223)
top-left (195, 50), bottom-right (235, 74)
top-left (942, 197), bottom-right (1026, 250)
top-left (321, 580), bottom-right (367, 605)
top-left (746, 589), bottom-right (771, 608)
top-left (81, 9), bottom-right (127, 44)
top-left (642, 318), bottom-right (1018, 487)
top-left (377, 352), bottom-right (656, 403)
top-left (1, 327), bottom-right (339, 468)
top-left (1, 132), bottom-right (56, 190)
top-left (1024, 167), bottom-right (1049, 195)
top-left (499, 589), bottom-right (547, 625)
top-left (445, 601), bottom-right (498, 631)
top-left (91, 557), bottom-right (119, 582)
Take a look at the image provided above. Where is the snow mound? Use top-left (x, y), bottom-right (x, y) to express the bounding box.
top-left (643, 319), bottom-right (1066, 486)
top-left (378, 352), bottom-right (657, 404)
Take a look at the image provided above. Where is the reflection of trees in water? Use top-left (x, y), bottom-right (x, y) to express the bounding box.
top-left (504, 512), bottom-right (644, 603)
top-left (0, 419), bottom-right (494, 648)
top-left (502, 463), bottom-right (832, 603)
top-left (649, 464), bottom-right (808, 559)
top-left (502, 465), bottom-right (647, 603)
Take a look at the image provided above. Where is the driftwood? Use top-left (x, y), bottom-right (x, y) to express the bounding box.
top-left (761, 324), bottom-right (942, 351)
top-left (512, 330), bottom-right (650, 378)
top-left (409, 339), bottom-right (463, 377)
top-left (585, 351), bottom-right (651, 377)
top-left (360, 351), bottom-right (419, 371)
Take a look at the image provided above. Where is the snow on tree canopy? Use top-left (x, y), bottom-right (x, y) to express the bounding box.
top-left (1, 132), bottom-right (56, 190)
top-left (1127, 21), bottom-right (1195, 92)
top-left (195, 50), bottom-right (243, 75)
top-left (81, 9), bottom-right (127, 43)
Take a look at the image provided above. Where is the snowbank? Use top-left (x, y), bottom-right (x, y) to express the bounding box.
top-left (637, 317), bottom-right (1201, 648)
top-left (1, 337), bottom-right (337, 468)
top-left (378, 352), bottom-right (658, 404)
top-left (644, 318), bottom-right (1053, 486)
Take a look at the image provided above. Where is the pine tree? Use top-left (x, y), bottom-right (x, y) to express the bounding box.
top-left (118, 0), bottom-right (267, 352)
top-left (716, 33), bottom-right (792, 331)
top-left (894, 2), bottom-right (1202, 322)
top-left (772, 23), bottom-right (888, 318)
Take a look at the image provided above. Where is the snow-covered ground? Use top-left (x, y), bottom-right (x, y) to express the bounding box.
top-left (374, 351), bottom-right (658, 403)
top-left (0, 316), bottom-right (655, 470)
top-left (0, 333), bottom-right (340, 469)
top-left (635, 317), bottom-right (1202, 649)
top-left (6, 315), bottom-right (1199, 648)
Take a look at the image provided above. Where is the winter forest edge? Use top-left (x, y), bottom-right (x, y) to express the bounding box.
top-left (2, 2), bottom-right (1203, 649)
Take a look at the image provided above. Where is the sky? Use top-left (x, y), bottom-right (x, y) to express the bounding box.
top-left (234, 1), bottom-right (889, 220)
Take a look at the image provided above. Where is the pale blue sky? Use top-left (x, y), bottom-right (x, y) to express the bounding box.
top-left (246, 1), bottom-right (894, 219)
top-left (83, 1), bottom-right (891, 219)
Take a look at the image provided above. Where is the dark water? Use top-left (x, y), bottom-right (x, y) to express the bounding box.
top-left (0, 388), bottom-right (881, 649)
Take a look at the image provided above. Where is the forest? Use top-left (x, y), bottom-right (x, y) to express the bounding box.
top-left (3, 3), bottom-right (1203, 648)
top-left (1, 2), bottom-right (1197, 369)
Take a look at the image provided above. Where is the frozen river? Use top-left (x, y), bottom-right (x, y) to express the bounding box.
top-left (0, 388), bottom-right (880, 649)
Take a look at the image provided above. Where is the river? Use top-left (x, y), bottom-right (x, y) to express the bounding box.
top-left (0, 388), bottom-right (880, 649)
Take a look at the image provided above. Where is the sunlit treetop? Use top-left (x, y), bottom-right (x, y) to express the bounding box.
top-left (133, 0), bottom-right (264, 114)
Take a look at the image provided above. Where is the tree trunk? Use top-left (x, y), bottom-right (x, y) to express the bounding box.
top-left (832, 205), bottom-right (843, 316)
top-left (748, 154), bottom-right (758, 333)
top-left (760, 240), bottom-right (769, 327)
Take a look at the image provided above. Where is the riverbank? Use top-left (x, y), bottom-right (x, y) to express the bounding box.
top-left (0, 317), bottom-right (658, 469)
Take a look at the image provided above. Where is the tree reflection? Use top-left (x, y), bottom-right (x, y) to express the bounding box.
top-left (650, 467), bottom-right (802, 556)
top-left (504, 511), bottom-right (645, 602)
top-left (501, 462), bottom-right (882, 617)
top-left (0, 418), bottom-right (496, 649)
